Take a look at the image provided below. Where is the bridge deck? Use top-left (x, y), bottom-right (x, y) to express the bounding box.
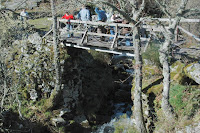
top-left (60, 34), bottom-right (137, 56)
top-left (60, 35), bottom-right (136, 50)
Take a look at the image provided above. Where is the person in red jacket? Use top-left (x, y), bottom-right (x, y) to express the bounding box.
top-left (62, 11), bottom-right (74, 37)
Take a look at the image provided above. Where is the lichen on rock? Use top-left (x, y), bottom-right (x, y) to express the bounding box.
top-left (184, 62), bottom-right (200, 84)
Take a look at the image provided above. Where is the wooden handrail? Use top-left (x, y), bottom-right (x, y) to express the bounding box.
top-left (59, 19), bottom-right (134, 27)
top-left (177, 26), bottom-right (200, 42)
top-left (59, 29), bottom-right (149, 41)
top-left (140, 18), bottom-right (200, 23)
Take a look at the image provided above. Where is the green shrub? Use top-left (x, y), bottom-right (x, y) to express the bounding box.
top-left (181, 87), bottom-right (200, 117)
top-left (169, 84), bottom-right (186, 113)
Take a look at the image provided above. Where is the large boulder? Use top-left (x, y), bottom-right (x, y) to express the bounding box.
top-left (28, 32), bottom-right (42, 45)
top-left (184, 62), bottom-right (200, 84)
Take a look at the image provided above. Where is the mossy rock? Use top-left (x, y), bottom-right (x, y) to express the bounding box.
top-left (132, 62), bottom-right (162, 96)
top-left (147, 83), bottom-right (163, 95)
top-left (170, 61), bottom-right (186, 83)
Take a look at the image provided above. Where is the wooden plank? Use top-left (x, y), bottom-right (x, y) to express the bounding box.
top-left (59, 29), bottom-right (115, 37)
top-left (60, 29), bottom-right (150, 41)
top-left (86, 41), bottom-right (111, 48)
top-left (63, 42), bottom-right (135, 57)
top-left (178, 26), bottom-right (200, 41)
top-left (117, 46), bottom-right (134, 51)
top-left (142, 25), bottom-right (169, 31)
top-left (64, 37), bottom-right (81, 44)
top-left (141, 18), bottom-right (200, 23)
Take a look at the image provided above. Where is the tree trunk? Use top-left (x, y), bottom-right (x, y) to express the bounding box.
top-left (159, 40), bottom-right (175, 120)
top-left (47, 0), bottom-right (61, 109)
top-left (133, 27), bottom-right (147, 133)
top-left (157, 0), bottom-right (187, 120)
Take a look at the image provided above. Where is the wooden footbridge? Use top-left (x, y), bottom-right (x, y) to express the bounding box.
top-left (43, 18), bottom-right (200, 57)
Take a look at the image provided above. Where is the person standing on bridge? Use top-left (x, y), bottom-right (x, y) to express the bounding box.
top-left (95, 7), bottom-right (107, 41)
top-left (121, 19), bottom-right (131, 46)
top-left (77, 5), bottom-right (91, 21)
top-left (62, 11), bottom-right (74, 37)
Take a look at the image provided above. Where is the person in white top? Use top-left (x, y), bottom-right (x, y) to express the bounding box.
top-left (109, 13), bottom-right (122, 40)
top-left (20, 9), bottom-right (29, 21)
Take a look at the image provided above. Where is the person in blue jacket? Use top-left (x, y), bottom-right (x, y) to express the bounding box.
top-left (95, 7), bottom-right (107, 41)
top-left (95, 7), bottom-right (107, 22)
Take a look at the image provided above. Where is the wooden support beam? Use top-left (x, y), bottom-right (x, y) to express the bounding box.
top-left (42, 28), bottom-right (53, 38)
top-left (143, 36), bottom-right (151, 52)
top-left (63, 42), bottom-right (135, 57)
top-left (175, 26), bottom-right (179, 42)
top-left (111, 33), bottom-right (118, 49)
top-left (178, 26), bottom-right (200, 42)
top-left (80, 30), bottom-right (88, 45)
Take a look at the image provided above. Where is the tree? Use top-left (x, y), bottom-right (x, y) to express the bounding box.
top-left (47, 0), bottom-right (62, 109)
top-left (97, 0), bottom-right (147, 132)
top-left (155, 0), bottom-right (197, 120)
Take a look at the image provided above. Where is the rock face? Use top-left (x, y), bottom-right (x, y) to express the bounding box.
top-left (6, 32), bottom-right (55, 101)
top-left (184, 63), bottom-right (200, 84)
top-left (61, 48), bottom-right (114, 124)
top-left (6, 32), bottom-right (115, 126)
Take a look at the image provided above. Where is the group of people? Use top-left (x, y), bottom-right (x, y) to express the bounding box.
top-left (61, 5), bottom-right (132, 46)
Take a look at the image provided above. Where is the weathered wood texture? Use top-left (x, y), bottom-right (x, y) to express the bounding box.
top-left (52, 18), bottom-right (199, 56)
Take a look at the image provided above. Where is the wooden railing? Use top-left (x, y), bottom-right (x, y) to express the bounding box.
top-left (58, 19), bottom-right (154, 51)
top-left (56, 18), bottom-right (200, 49)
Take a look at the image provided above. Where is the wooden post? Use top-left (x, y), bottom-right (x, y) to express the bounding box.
top-left (86, 34), bottom-right (88, 43)
top-left (175, 26), bottom-right (179, 42)
top-left (80, 30), bottom-right (88, 45)
top-left (57, 18), bottom-right (60, 30)
top-left (111, 33), bottom-right (118, 49)
top-left (115, 24), bottom-right (118, 35)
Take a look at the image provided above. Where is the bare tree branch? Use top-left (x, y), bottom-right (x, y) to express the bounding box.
top-left (137, 0), bottom-right (145, 18)
top-left (155, 0), bottom-right (171, 18)
top-left (98, 1), bottom-right (133, 22)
